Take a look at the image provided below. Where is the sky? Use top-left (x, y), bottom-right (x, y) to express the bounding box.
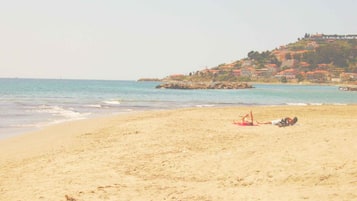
top-left (1, 0), bottom-right (357, 80)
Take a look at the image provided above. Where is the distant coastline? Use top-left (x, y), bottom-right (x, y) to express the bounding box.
top-left (137, 78), bottom-right (162, 82)
top-left (151, 33), bottom-right (357, 86)
top-left (155, 81), bottom-right (253, 89)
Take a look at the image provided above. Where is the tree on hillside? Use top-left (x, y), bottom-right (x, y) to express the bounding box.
top-left (296, 73), bottom-right (305, 82)
top-left (293, 53), bottom-right (302, 62)
top-left (280, 76), bottom-right (287, 83)
top-left (269, 56), bottom-right (282, 67)
top-left (301, 43), bottom-right (352, 70)
top-left (247, 50), bottom-right (280, 67)
top-left (247, 51), bottom-right (261, 61)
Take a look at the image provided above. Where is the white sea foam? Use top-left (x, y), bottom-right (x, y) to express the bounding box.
top-left (13, 122), bottom-right (49, 128)
top-left (32, 105), bottom-right (90, 120)
top-left (196, 104), bottom-right (215, 108)
top-left (103, 100), bottom-right (121, 105)
top-left (86, 104), bottom-right (102, 108)
top-left (287, 103), bottom-right (308, 106)
top-left (310, 103), bottom-right (323, 106)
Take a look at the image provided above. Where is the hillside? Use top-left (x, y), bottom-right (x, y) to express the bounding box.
top-left (164, 33), bottom-right (357, 84)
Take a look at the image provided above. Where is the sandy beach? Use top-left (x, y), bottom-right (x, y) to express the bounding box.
top-left (0, 105), bottom-right (356, 201)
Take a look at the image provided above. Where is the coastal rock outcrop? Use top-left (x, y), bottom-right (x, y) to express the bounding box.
top-left (156, 81), bottom-right (253, 89)
top-left (339, 86), bottom-right (357, 91)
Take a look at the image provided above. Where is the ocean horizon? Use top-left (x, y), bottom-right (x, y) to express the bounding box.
top-left (1, 78), bottom-right (356, 139)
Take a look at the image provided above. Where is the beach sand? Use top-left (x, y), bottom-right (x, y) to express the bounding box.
top-left (0, 105), bottom-right (356, 201)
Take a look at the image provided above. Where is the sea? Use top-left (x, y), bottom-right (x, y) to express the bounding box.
top-left (1, 78), bottom-right (356, 139)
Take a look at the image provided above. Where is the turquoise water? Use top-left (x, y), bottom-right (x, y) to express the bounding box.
top-left (1, 78), bottom-right (356, 138)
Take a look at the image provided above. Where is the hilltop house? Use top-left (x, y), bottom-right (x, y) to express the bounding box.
top-left (308, 34), bottom-right (357, 40)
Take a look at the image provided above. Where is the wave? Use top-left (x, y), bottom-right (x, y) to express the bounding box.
top-left (5, 105), bottom-right (91, 131)
top-left (196, 104), bottom-right (216, 108)
top-left (85, 104), bottom-right (102, 108)
top-left (310, 103), bottom-right (323, 106)
top-left (103, 100), bottom-right (121, 105)
top-left (286, 103), bottom-right (309, 106)
top-left (29, 105), bottom-right (90, 120)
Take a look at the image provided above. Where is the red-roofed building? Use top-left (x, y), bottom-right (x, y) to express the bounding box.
top-left (206, 69), bottom-right (219, 74)
top-left (220, 63), bottom-right (235, 69)
top-left (241, 67), bottom-right (256, 77)
top-left (317, 63), bottom-right (329, 70)
top-left (275, 69), bottom-right (299, 79)
top-left (299, 62), bottom-right (310, 68)
top-left (306, 70), bottom-right (330, 82)
top-left (340, 72), bottom-right (357, 81)
top-left (265, 63), bottom-right (277, 68)
top-left (232, 69), bottom-right (241, 76)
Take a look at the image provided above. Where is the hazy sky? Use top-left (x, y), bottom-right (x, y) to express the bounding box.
top-left (1, 0), bottom-right (356, 80)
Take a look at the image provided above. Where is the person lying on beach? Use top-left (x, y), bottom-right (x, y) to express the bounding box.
top-left (233, 111), bottom-right (255, 126)
top-left (258, 117), bottom-right (298, 127)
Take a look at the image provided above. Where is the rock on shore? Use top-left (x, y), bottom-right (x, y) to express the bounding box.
top-left (339, 86), bottom-right (357, 91)
top-left (156, 81), bottom-right (253, 89)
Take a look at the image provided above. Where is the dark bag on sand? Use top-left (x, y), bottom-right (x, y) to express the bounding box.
top-left (277, 117), bottom-right (298, 127)
top-left (277, 118), bottom-right (288, 127)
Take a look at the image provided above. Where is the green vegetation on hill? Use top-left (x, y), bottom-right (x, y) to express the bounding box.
top-left (290, 36), bottom-right (357, 68)
top-left (164, 33), bottom-right (357, 84)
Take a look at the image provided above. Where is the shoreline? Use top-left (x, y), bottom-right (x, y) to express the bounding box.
top-left (1, 102), bottom-right (354, 141)
top-left (2, 79), bottom-right (356, 141)
top-left (1, 105), bottom-right (357, 200)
